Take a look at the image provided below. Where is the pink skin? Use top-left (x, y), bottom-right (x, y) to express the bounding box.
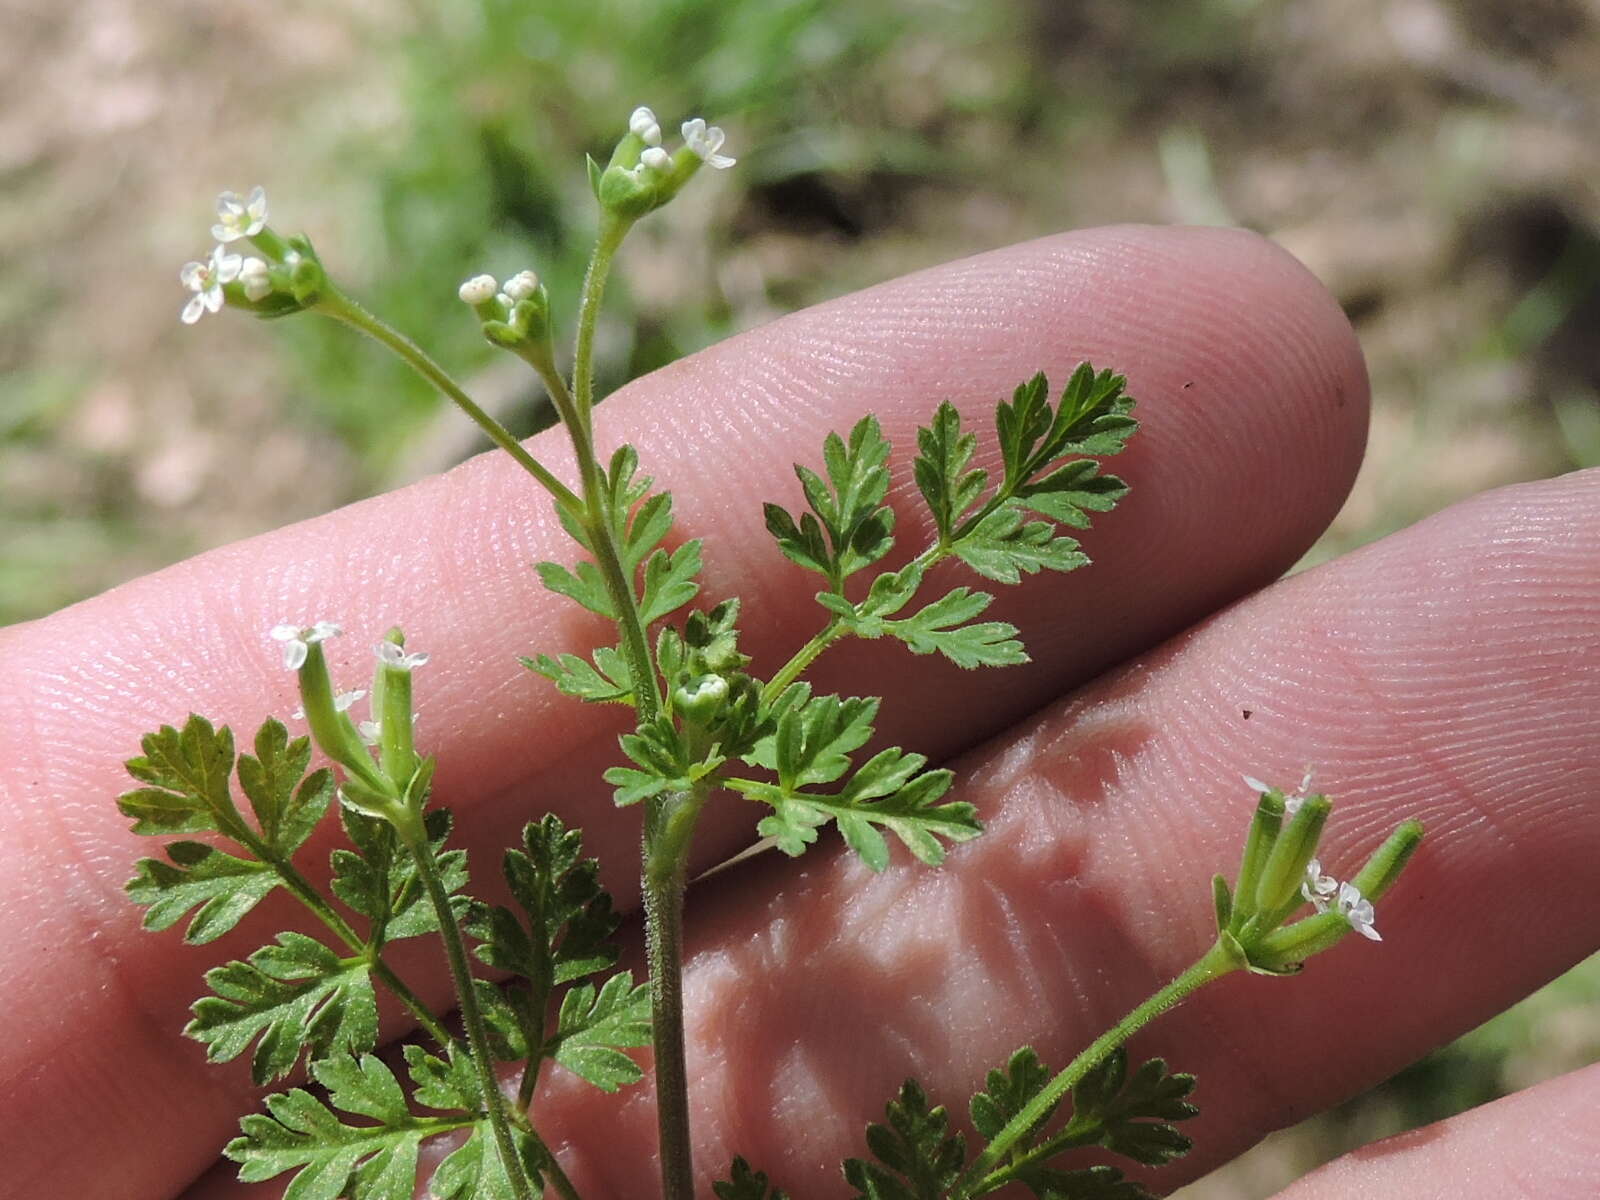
top-left (0, 224), bottom-right (1590, 1199)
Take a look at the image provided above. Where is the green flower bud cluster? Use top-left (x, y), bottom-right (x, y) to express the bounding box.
top-left (591, 105), bottom-right (736, 221)
top-left (660, 599), bottom-right (763, 745)
top-left (1214, 776), bottom-right (1424, 976)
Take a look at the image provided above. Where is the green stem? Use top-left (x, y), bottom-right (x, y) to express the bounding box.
top-left (316, 289), bottom-right (580, 512)
top-left (643, 833), bottom-right (695, 1199)
top-left (528, 1129), bottom-right (582, 1200)
top-left (759, 539), bottom-right (955, 707)
top-left (397, 815), bottom-right (537, 1200)
top-left (951, 939), bottom-right (1238, 1199)
top-left (760, 619), bottom-right (844, 706)
top-left (572, 214), bottom-right (632, 438)
top-left (231, 825), bottom-right (456, 1050)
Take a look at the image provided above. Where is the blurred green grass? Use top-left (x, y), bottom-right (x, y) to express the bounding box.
top-left (4, 2), bottom-right (1599, 1194)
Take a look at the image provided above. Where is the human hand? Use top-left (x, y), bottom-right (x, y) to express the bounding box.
top-left (3, 225), bottom-right (1596, 1199)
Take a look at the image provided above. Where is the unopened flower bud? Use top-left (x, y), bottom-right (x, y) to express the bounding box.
top-left (503, 269), bottom-right (540, 302)
top-left (458, 274), bottom-right (499, 305)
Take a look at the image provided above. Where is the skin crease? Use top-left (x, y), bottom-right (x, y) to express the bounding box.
top-left (0, 225), bottom-right (1590, 1198)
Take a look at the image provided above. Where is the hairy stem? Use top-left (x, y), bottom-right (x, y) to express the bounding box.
top-left (231, 826), bottom-right (456, 1050)
top-left (951, 939), bottom-right (1237, 1198)
top-left (397, 814), bottom-right (537, 1200)
top-left (317, 289), bottom-right (580, 511)
top-left (572, 215), bottom-right (631, 438)
top-left (643, 842), bottom-right (694, 1199)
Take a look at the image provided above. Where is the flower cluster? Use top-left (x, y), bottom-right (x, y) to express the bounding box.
top-left (1299, 857), bottom-right (1380, 939)
top-left (595, 105), bottom-right (736, 220)
top-left (179, 189), bottom-right (270, 325)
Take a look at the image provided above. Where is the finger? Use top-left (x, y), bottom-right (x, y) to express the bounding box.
top-left (0, 224), bottom-right (1364, 1199)
top-left (511, 469), bottom-right (1600, 1197)
top-left (1271, 1061), bottom-right (1600, 1199)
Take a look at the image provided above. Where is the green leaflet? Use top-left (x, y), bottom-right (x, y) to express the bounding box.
top-left (764, 414), bottom-right (895, 589)
top-left (331, 807), bottom-right (468, 943)
top-left (122, 718), bottom-right (334, 943)
top-left (127, 843), bottom-right (280, 945)
top-left (714, 1157), bottom-right (792, 1200)
top-left (187, 931), bottom-right (379, 1084)
top-left (549, 971), bottom-right (653, 1092)
top-left (226, 1051), bottom-right (506, 1200)
top-left (524, 646), bottom-right (635, 704)
top-left (535, 444), bottom-right (702, 628)
top-left (950, 504), bottom-right (1087, 585)
top-left (843, 1079), bottom-right (965, 1200)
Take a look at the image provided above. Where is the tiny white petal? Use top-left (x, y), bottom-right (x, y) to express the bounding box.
top-left (1337, 882), bottom-right (1381, 941)
top-left (270, 624), bottom-right (301, 641)
top-left (240, 257), bottom-right (272, 302)
top-left (629, 106), bottom-right (658, 137)
top-left (181, 294), bottom-right (206, 324)
top-left (358, 720), bottom-right (382, 745)
top-left (333, 689), bottom-right (366, 712)
top-left (375, 641), bottom-right (429, 671)
top-left (246, 185), bottom-right (268, 223)
top-left (282, 640), bottom-right (309, 671)
top-left (180, 260), bottom-right (208, 289)
top-left (291, 706), bottom-right (306, 720)
top-left (308, 621), bottom-right (342, 642)
top-left (1283, 793), bottom-right (1306, 817)
top-left (503, 269), bottom-right (539, 301)
top-left (1241, 774), bottom-right (1271, 795)
top-left (681, 117), bottom-right (735, 168)
top-left (458, 274), bottom-right (498, 305)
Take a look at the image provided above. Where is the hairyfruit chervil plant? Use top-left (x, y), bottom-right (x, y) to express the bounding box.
top-left (128, 107), bottom-right (1425, 1200)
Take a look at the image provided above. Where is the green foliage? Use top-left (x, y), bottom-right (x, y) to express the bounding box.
top-left (605, 716), bottom-right (728, 806)
top-left (843, 1079), bottom-right (965, 1200)
top-left (536, 445), bottom-right (702, 628)
top-left (728, 686), bottom-right (979, 870)
top-left (715, 1157), bottom-right (792, 1200)
top-left (765, 415), bottom-right (895, 590)
top-left (225, 1050), bottom-right (533, 1200)
top-left (914, 367), bottom-right (1135, 583)
top-left (332, 808), bottom-right (467, 942)
top-left (188, 931), bottom-right (379, 1084)
top-left (1065, 1049), bottom-right (1197, 1167)
top-left (970, 1047), bottom-right (1060, 1144)
top-left (467, 814), bottom-right (621, 989)
top-left (549, 971), bottom-right (653, 1092)
top-left (524, 645), bottom-right (635, 705)
top-left (877, 588), bottom-right (1025, 669)
top-left (119, 714), bottom-right (241, 835)
top-left (123, 718), bottom-right (334, 943)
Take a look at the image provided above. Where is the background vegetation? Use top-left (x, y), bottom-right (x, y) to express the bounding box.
top-left (3, 1), bottom-right (1597, 1194)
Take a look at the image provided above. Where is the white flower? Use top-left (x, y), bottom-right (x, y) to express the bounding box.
top-left (629, 105), bottom-right (662, 146)
top-left (681, 117), bottom-right (735, 169)
top-left (640, 146), bottom-right (672, 172)
top-left (239, 256), bottom-right (272, 302)
top-left (292, 689), bottom-right (365, 720)
top-left (1242, 766), bottom-right (1316, 816)
top-left (268, 621), bottom-right (342, 670)
top-left (1337, 881), bottom-right (1382, 941)
top-left (212, 186), bottom-right (269, 243)
top-left (502, 269), bottom-right (539, 302)
top-left (1301, 858), bottom-right (1339, 913)
top-left (359, 710), bottom-right (417, 745)
top-left (375, 640), bottom-right (430, 672)
top-left (179, 244), bottom-right (243, 325)
top-left (458, 274), bottom-right (498, 305)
